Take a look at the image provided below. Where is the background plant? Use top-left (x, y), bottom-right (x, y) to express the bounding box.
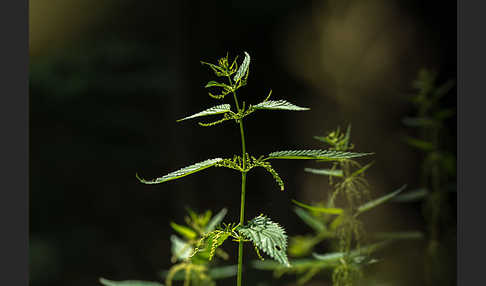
top-left (399, 69), bottom-right (456, 286)
top-left (100, 208), bottom-right (236, 286)
top-left (254, 125), bottom-right (423, 286)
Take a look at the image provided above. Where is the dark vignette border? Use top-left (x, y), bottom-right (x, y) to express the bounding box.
top-left (0, 0), bottom-right (29, 285)
top-left (458, 1), bottom-right (485, 285)
top-left (0, 0), bottom-right (480, 285)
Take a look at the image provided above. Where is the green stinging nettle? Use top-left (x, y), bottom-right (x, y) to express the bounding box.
top-left (99, 52), bottom-right (371, 286)
top-left (253, 125), bottom-right (422, 286)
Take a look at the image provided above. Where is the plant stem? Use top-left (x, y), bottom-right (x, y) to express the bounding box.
top-left (229, 80), bottom-right (248, 286)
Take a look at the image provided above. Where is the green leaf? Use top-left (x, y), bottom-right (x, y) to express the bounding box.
top-left (304, 168), bottom-right (343, 177)
top-left (204, 208), bottom-right (228, 232)
top-left (177, 104), bottom-right (232, 122)
top-left (294, 207), bottom-right (326, 232)
top-left (349, 162), bottom-right (374, 178)
top-left (292, 200), bottom-right (344, 215)
top-left (100, 278), bottom-right (164, 286)
top-left (403, 136), bottom-right (436, 151)
top-left (344, 124), bottom-right (352, 149)
top-left (313, 240), bottom-right (391, 261)
top-left (356, 185), bottom-right (407, 216)
top-left (233, 51), bottom-right (250, 82)
top-left (391, 188), bottom-right (428, 203)
top-left (252, 100), bottom-right (309, 111)
top-left (136, 158), bottom-right (223, 184)
top-left (205, 81), bottom-right (229, 88)
top-left (434, 109), bottom-right (455, 121)
top-left (170, 235), bottom-right (193, 261)
top-left (433, 79), bottom-right (455, 100)
top-left (267, 150), bottom-right (373, 160)
top-left (201, 61), bottom-right (226, 76)
top-left (259, 162), bottom-right (285, 191)
top-left (207, 265), bottom-right (238, 279)
top-left (238, 215), bottom-right (290, 267)
top-left (200, 230), bottom-right (231, 261)
top-left (402, 117), bottom-right (436, 127)
top-left (313, 136), bottom-right (333, 145)
top-left (170, 222), bottom-right (197, 240)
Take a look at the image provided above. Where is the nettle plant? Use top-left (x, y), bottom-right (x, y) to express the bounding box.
top-left (99, 52), bottom-right (371, 286)
top-left (160, 208), bottom-right (239, 286)
top-left (254, 125), bottom-right (422, 286)
top-left (400, 69), bottom-right (456, 286)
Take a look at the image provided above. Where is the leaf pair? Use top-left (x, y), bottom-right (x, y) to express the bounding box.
top-left (136, 151), bottom-right (372, 187)
top-left (177, 99), bottom-right (309, 127)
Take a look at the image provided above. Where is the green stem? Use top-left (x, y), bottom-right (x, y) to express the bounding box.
top-left (229, 77), bottom-right (248, 286)
top-left (237, 169), bottom-right (247, 286)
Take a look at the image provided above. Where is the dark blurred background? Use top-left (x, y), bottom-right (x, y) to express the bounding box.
top-left (29, 0), bottom-right (456, 285)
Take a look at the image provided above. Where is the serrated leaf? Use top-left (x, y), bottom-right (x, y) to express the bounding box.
top-left (100, 278), bottom-right (164, 286)
top-left (268, 150), bottom-right (372, 160)
top-left (356, 185), bottom-right (407, 216)
top-left (252, 100), bottom-right (310, 111)
top-left (294, 207), bottom-right (326, 232)
top-left (391, 188), bottom-right (428, 202)
top-left (304, 168), bottom-right (343, 177)
top-left (177, 104), bottom-right (231, 122)
top-left (202, 231), bottom-right (231, 261)
top-left (238, 215), bottom-right (290, 267)
top-left (170, 222), bottom-right (197, 240)
top-left (292, 200), bottom-right (343, 215)
top-left (233, 51), bottom-right (250, 82)
top-left (136, 158), bottom-right (223, 184)
top-left (170, 235), bottom-right (193, 261)
top-left (205, 208), bottom-right (228, 232)
top-left (259, 162), bottom-right (285, 191)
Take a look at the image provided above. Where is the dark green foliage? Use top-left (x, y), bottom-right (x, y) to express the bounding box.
top-left (255, 125), bottom-right (421, 286)
top-left (403, 69), bottom-right (456, 286)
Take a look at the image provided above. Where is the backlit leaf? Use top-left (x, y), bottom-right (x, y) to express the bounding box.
top-left (238, 215), bottom-right (290, 267)
top-left (292, 200), bottom-right (343, 215)
top-left (177, 104), bottom-right (231, 122)
top-left (268, 150), bottom-right (372, 160)
top-left (136, 158), bottom-right (223, 184)
top-left (233, 52), bottom-right (250, 82)
top-left (356, 185), bottom-right (407, 216)
top-left (252, 100), bottom-right (309, 111)
top-left (305, 168), bottom-right (343, 177)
